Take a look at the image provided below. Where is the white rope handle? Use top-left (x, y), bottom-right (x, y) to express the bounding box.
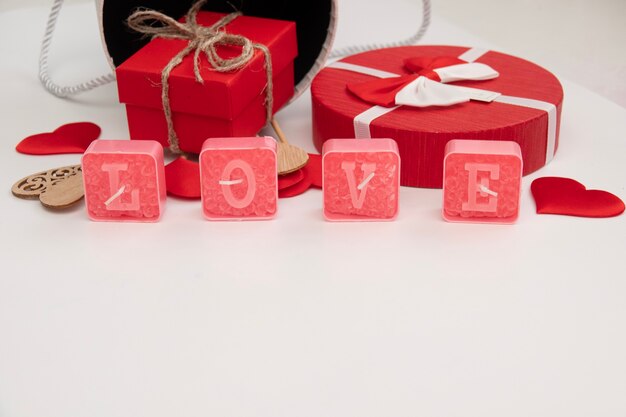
top-left (39, 0), bottom-right (116, 98)
top-left (38, 0), bottom-right (430, 97)
top-left (329, 0), bottom-right (431, 58)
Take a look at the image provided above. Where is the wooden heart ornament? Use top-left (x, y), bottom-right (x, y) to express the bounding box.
top-left (12, 165), bottom-right (84, 209)
top-left (531, 177), bottom-right (625, 218)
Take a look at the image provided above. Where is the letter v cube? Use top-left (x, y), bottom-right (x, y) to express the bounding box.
top-left (322, 138), bottom-right (400, 221)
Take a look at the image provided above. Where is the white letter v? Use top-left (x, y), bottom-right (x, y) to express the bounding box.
top-left (341, 161), bottom-right (377, 209)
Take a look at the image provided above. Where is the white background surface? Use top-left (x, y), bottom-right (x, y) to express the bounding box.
top-left (1, 1), bottom-right (625, 417)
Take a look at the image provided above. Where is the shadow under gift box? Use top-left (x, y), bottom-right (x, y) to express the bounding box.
top-left (116, 11), bottom-right (297, 154)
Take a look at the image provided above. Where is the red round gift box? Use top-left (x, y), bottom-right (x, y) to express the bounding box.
top-left (311, 45), bottom-right (564, 188)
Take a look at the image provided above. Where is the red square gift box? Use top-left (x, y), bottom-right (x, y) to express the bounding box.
top-left (311, 46), bottom-right (564, 188)
top-left (116, 10), bottom-right (297, 154)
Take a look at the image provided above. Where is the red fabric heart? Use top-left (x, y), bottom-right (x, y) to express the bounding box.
top-left (165, 157), bottom-right (201, 199)
top-left (278, 153), bottom-right (322, 198)
top-left (306, 153), bottom-right (322, 188)
top-left (531, 177), bottom-right (624, 218)
top-left (278, 169), bottom-right (304, 190)
top-left (16, 122), bottom-right (101, 155)
top-left (279, 165), bottom-right (312, 198)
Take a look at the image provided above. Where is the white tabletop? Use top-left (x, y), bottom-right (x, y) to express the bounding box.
top-left (1, 2), bottom-right (625, 416)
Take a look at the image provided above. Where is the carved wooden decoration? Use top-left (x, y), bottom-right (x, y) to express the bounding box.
top-left (11, 165), bottom-right (84, 209)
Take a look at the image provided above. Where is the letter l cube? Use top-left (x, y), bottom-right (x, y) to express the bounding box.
top-left (82, 140), bottom-right (166, 222)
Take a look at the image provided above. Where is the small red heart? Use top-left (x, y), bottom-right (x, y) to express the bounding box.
top-left (531, 177), bottom-right (624, 218)
top-left (278, 154), bottom-right (322, 198)
top-left (279, 165), bottom-right (313, 198)
top-left (16, 122), bottom-right (101, 155)
top-left (278, 169), bottom-right (305, 190)
top-left (165, 157), bottom-right (201, 199)
top-left (306, 153), bottom-right (322, 189)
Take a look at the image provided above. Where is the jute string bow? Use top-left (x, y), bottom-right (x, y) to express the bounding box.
top-left (127, 0), bottom-right (273, 154)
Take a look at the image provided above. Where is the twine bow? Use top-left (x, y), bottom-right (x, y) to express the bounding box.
top-left (127, 0), bottom-right (273, 154)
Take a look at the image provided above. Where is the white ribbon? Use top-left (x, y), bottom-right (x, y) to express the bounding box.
top-left (494, 95), bottom-right (558, 163)
top-left (433, 62), bottom-right (498, 83)
top-left (394, 76), bottom-right (498, 108)
top-left (395, 76), bottom-right (471, 107)
top-left (457, 48), bottom-right (557, 163)
top-left (329, 62), bottom-right (400, 79)
top-left (457, 47), bottom-right (490, 63)
top-left (353, 105), bottom-right (398, 138)
top-left (328, 47), bottom-right (558, 163)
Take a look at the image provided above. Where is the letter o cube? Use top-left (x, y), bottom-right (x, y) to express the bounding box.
top-left (200, 137), bottom-right (278, 220)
